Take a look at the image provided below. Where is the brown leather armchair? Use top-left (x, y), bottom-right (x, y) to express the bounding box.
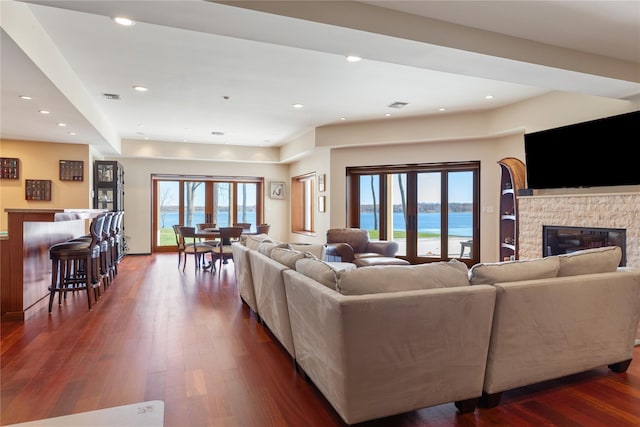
top-left (325, 228), bottom-right (399, 263)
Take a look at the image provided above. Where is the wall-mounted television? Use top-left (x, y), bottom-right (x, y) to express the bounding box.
top-left (524, 110), bottom-right (640, 190)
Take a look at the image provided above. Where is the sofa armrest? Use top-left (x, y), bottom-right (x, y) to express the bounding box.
top-left (325, 242), bottom-right (355, 262)
top-left (366, 240), bottom-right (399, 257)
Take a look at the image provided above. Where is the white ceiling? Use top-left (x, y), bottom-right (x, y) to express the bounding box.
top-left (1, 0), bottom-right (639, 159)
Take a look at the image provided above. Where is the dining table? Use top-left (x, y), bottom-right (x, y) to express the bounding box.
top-left (193, 228), bottom-right (255, 270)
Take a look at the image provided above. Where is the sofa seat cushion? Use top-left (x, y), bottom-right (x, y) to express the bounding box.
top-left (353, 257), bottom-right (410, 267)
top-left (336, 259), bottom-right (469, 295)
top-left (354, 252), bottom-right (388, 259)
top-left (557, 246), bottom-right (621, 277)
top-left (295, 258), bottom-right (356, 289)
top-left (469, 256), bottom-right (559, 285)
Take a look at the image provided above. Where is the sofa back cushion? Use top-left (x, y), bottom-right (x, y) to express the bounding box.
top-left (270, 247), bottom-right (307, 269)
top-left (336, 259), bottom-right (469, 295)
top-left (289, 243), bottom-right (326, 260)
top-left (469, 256), bottom-right (559, 285)
top-left (295, 258), bottom-right (341, 289)
top-left (245, 233), bottom-right (273, 250)
top-left (258, 241), bottom-right (290, 257)
top-left (556, 246), bottom-right (621, 277)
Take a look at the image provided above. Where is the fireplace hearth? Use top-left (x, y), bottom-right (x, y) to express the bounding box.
top-left (543, 225), bottom-right (626, 266)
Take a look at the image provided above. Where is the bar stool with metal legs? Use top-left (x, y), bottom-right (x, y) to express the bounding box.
top-left (48, 214), bottom-right (105, 312)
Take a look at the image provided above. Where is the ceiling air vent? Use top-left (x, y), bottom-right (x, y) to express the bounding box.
top-left (103, 93), bottom-right (120, 100)
top-left (388, 101), bottom-right (408, 108)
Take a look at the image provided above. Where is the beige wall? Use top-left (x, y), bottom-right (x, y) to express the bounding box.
top-left (0, 140), bottom-right (91, 230)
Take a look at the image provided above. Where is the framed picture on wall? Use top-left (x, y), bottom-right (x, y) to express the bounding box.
top-left (318, 174), bottom-right (326, 192)
top-left (270, 182), bottom-right (285, 199)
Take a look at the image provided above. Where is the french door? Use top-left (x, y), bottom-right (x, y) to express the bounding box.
top-left (152, 176), bottom-right (263, 252)
top-left (347, 162), bottom-right (479, 265)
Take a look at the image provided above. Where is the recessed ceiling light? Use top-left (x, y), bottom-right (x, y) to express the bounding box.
top-left (19, 95), bottom-right (32, 100)
top-left (133, 85), bottom-right (148, 92)
top-left (340, 117), bottom-right (347, 121)
top-left (57, 122), bottom-right (67, 127)
top-left (485, 95), bottom-right (494, 99)
top-left (439, 108), bottom-right (446, 111)
top-left (211, 131), bottom-right (224, 136)
top-left (68, 132), bottom-right (77, 135)
top-left (385, 113), bottom-right (391, 117)
top-left (292, 103), bottom-right (304, 109)
top-left (138, 124), bottom-right (145, 128)
top-left (346, 55), bottom-right (362, 62)
top-left (113, 17), bottom-right (135, 26)
top-left (39, 110), bottom-right (50, 114)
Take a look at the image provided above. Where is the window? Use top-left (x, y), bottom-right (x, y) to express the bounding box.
top-left (347, 162), bottom-right (479, 265)
top-left (291, 172), bottom-right (316, 234)
top-left (152, 176), bottom-right (263, 251)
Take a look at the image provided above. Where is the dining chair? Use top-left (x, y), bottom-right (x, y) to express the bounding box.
top-left (212, 226), bottom-right (244, 276)
top-left (233, 223), bottom-right (252, 231)
top-left (175, 225), bottom-right (215, 271)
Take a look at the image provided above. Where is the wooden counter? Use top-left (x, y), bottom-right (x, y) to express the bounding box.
top-left (1, 209), bottom-right (86, 320)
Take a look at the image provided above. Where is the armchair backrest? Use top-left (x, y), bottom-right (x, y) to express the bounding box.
top-left (326, 228), bottom-right (370, 253)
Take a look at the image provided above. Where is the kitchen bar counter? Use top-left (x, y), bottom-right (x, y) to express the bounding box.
top-left (1, 209), bottom-right (87, 320)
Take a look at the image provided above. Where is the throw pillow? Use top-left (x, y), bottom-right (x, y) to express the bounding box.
top-left (336, 259), bottom-right (469, 295)
top-left (556, 246), bottom-right (621, 277)
top-left (468, 256), bottom-right (559, 285)
top-left (270, 248), bottom-right (306, 269)
top-left (294, 258), bottom-right (347, 289)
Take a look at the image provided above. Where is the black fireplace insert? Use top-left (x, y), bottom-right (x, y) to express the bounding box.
top-left (542, 225), bottom-right (626, 267)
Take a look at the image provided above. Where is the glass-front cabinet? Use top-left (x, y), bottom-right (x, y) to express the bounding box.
top-left (94, 161), bottom-right (124, 211)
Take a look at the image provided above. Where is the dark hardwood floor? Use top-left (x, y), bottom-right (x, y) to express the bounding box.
top-left (2, 253), bottom-right (640, 426)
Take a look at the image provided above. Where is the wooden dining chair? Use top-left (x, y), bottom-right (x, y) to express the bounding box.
top-left (233, 223), bottom-right (252, 231)
top-left (212, 226), bottom-right (243, 276)
top-left (175, 226), bottom-right (215, 271)
top-left (256, 224), bottom-right (270, 235)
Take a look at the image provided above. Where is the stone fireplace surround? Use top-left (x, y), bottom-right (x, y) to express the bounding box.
top-left (518, 191), bottom-right (640, 268)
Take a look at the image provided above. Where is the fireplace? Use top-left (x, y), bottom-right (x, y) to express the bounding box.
top-left (543, 225), bottom-right (626, 266)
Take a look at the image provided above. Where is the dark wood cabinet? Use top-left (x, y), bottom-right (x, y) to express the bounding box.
top-left (498, 157), bottom-right (526, 261)
top-left (94, 161), bottom-right (124, 211)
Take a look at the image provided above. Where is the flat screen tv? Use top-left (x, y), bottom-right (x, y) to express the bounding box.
top-left (524, 110), bottom-right (640, 190)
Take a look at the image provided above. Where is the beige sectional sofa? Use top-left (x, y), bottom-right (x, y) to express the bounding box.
top-left (468, 246), bottom-right (640, 407)
top-left (232, 237), bottom-right (640, 425)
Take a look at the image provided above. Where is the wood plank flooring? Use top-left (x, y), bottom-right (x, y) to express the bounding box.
top-left (2, 253), bottom-right (640, 426)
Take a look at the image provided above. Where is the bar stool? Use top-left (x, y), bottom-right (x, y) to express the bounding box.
top-left (48, 214), bottom-right (105, 312)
